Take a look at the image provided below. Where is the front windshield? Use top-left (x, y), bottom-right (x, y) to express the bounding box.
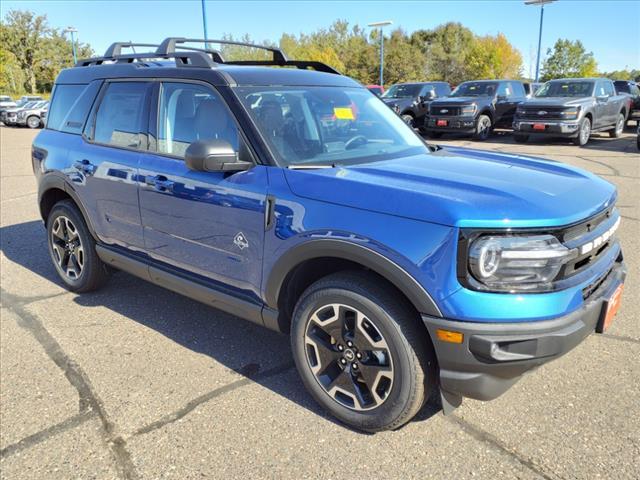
top-left (20, 101), bottom-right (37, 109)
top-left (381, 84), bottom-right (422, 99)
top-left (0, 96), bottom-right (11, 102)
top-left (535, 81), bottom-right (594, 97)
top-left (450, 82), bottom-right (498, 97)
top-left (235, 86), bottom-right (428, 167)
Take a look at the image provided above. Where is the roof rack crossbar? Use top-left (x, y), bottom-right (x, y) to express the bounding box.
top-left (157, 37), bottom-right (288, 63)
top-left (225, 59), bottom-right (340, 75)
top-left (104, 42), bottom-right (160, 57)
top-left (75, 51), bottom-right (215, 68)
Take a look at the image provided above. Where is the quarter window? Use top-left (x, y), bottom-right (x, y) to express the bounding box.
top-left (157, 82), bottom-right (239, 158)
top-left (93, 82), bottom-right (151, 149)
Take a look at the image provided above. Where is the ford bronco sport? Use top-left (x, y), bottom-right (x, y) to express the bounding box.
top-left (34, 38), bottom-right (626, 432)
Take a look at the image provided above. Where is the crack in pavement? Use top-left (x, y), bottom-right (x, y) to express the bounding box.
top-left (133, 361), bottom-right (295, 437)
top-left (600, 333), bottom-right (640, 345)
top-left (446, 414), bottom-right (559, 480)
top-left (0, 410), bottom-right (96, 459)
top-left (0, 288), bottom-right (139, 480)
top-left (621, 215), bottom-right (639, 222)
top-left (576, 156), bottom-right (621, 177)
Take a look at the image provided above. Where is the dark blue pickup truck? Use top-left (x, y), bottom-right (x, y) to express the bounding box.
top-left (33, 38), bottom-right (626, 432)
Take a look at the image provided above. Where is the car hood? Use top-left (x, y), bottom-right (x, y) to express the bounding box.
top-left (431, 97), bottom-right (487, 105)
top-left (284, 147), bottom-right (616, 229)
top-left (382, 98), bottom-right (413, 108)
top-left (522, 97), bottom-right (588, 106)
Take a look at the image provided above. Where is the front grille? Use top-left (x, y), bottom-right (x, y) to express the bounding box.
top-left (431, 105), bottom-right (461, 116)
top-left (557, 205), bottom-right (618, 280)
top-left (518, 106), bottom-right (568, 120)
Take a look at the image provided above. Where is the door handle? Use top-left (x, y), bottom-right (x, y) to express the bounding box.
top-left (145, 175), bottom-right (174, 191)
top-left (73, 159), bottom-right (96, 175)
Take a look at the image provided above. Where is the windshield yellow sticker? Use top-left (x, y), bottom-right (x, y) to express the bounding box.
top-left (334, 107), bottom-right (355, 120)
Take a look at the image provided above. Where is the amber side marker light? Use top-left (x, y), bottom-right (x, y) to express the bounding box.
top-left (436, 329), bottom-right (464, 344)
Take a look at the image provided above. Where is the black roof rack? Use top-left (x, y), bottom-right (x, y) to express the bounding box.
top-left (157, 37), bottom-right (341, 75)
top-left (75, 37), bottom-right (340, 75)
top-left (157, 37), bottom-right (288, 63)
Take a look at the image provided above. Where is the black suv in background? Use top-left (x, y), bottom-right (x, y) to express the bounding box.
top-left (381, 82), bottom-right (451, 129)
top-left (425, 80), bottom-right (527, 140)
top-left (614, 80), bottom-right (640, 123)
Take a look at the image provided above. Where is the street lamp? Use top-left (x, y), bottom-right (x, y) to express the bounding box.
top-left (201, 0), bottom-right (209, 44)
top-left (368, 21), bottom-right (393, 87)
top-left (63, 27), bottom-right (78, 63)
top-left (525, 0), bottom-right (557, 82)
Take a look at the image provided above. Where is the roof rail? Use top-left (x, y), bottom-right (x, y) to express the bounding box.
top-left (104, 42), bottom-right (160, 57)
top-left (157, 37), bottom-right (288, 63)
top-left (224, 59), bottom-right (340, 75)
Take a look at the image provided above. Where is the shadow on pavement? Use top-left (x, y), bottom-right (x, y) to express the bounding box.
top-left (1, 220), bottom-right (440, 432)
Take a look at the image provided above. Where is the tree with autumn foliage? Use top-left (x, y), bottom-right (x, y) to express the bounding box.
top-left (467, 33), bottom-right (523, 79)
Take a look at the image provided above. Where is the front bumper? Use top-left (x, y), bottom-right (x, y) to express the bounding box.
top-left (425, 115), bottom-right (476, 134)
top-left (422, 261), bottom-right (626, 411)
top-left (513, 119), bottom-right (581, 137)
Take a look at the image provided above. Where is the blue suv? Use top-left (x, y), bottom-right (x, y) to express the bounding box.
top-left (33, 39), bottom-right (626, 432)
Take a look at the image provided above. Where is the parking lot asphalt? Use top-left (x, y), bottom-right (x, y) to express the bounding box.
top-left (1, 125), bottom-right (638, 480)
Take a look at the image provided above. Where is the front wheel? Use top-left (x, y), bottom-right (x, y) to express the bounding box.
top-left (609, 113), bottom-right (625, 138)
top-left (573, 117), bottom-right (591, 146)
top-left (401, 113), bottom-right (415, 128)
top-left (473, 114), bottom-right (492, 141)
top-left (291, 271), bottom-right (436, 432)
top-left (26, 115), bottom-right (41, 129)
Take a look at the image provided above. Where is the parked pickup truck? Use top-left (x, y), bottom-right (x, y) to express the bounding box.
top-left (381, 82), bottom-right (451, 129)
top-left (425, 80), bottom-right (527, 140)
top-left (513, 78), bottom-right (628, 146)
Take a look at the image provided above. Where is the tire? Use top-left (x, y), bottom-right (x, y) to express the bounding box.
top-left (47, 199), bottom-right (109, 292)
top-left (572, 117), bottom-right (591, 146)
top-left (26, 115), bottom-right (40, 129)
top-left (291, 271), bottom-right (436, 432)
top-left (401, 113), bottom-right (415, 127)
top-left (473, 114), bottom-right (492, 141)
top-left (514, 134), bottom-right (529, 143)
top-left (609, 113), bottom-right (625, 138)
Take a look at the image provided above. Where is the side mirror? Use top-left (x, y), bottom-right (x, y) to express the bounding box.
top-left (496, 95), bottom-right (508, 102)
top-left (596, 95), bottom-right (609, 102)
top-left (185, 139), bottom-right (252, 173)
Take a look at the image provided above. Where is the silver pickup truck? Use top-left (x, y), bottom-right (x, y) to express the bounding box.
top-left (512, 78), bottom-right (628, 146)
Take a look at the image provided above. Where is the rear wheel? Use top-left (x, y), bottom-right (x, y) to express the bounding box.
top-left (514, 134), bottom-right (529, 143)
top-left (609, 113), bottom-right (624, 138)
top-left (291, 271), bottom-right (436, 432)
top-left (47, 200), bottom-right (109, 292)
top-left (473, 114), bottom-right (492, 141)
top-left (572, 117), bottom-right (591, 146)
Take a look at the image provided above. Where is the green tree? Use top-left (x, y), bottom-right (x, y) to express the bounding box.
top-left (382, 28), bottom-right (426, 84)
top-left (0, 10), bottom-right (51, 93)
top-left (540, 39), bottom-right (598, 81)
top-left (411, 22), bottom-right (475, 84)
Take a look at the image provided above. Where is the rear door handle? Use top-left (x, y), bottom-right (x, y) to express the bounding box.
top-left (73, 159), bottom-right (96, 175)
top-left (145, 175), bottom-right (174, 191)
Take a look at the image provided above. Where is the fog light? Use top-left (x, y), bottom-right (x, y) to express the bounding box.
top-left (436, 329), bottom-right (464, 344)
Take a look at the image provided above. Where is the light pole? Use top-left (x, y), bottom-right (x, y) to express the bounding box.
top-left (525, 0), bottom-right (556, 82)
top-left (368, 21), bottom-right (392, 87)
top-left (63, 27), bottom-right (78, 63)
top-left (201, 0), bottom-right (209, 40)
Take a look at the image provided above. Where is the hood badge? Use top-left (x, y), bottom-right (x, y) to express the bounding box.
top-left (537, 111), bottom-right (548, 115)
top-left (233, 232), bottom-right (249, 250)
top-left (441, 109), bottom-right (449, 113)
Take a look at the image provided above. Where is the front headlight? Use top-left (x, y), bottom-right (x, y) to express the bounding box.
top-left (467, 234), bottom-right (577, 292)
top-left (560, 107), bottom-right (580, 120)
top-left (461, 104), bottom-right (476, 116)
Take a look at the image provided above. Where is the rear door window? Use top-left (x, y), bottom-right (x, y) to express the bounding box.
top-left (92, 82), bottom-right (151, 149)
